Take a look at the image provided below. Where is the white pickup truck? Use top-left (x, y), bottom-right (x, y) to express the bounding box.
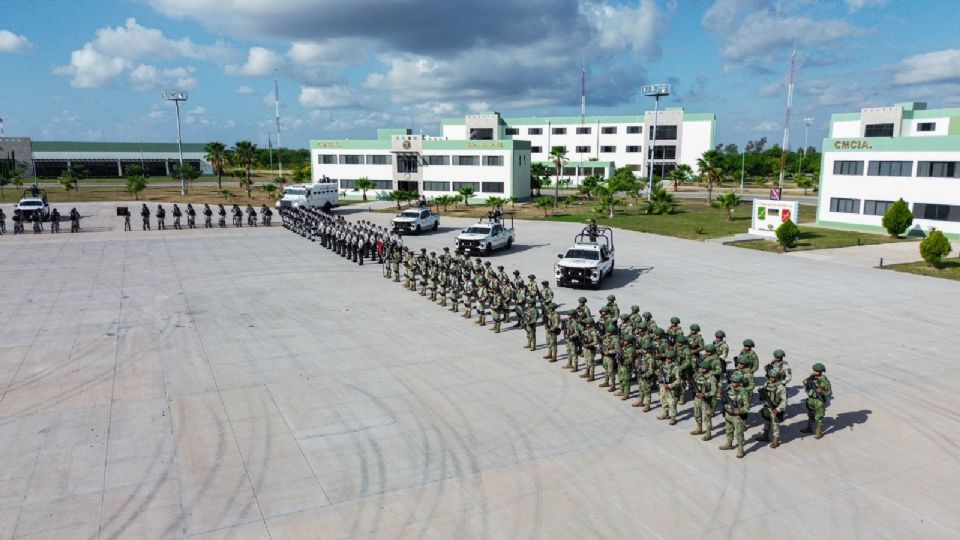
top-left (391, 208), bottom-right (439, 235)
top-left (555, 225), bottom-right (615, 289)
top-left (15, 195), bottom-right (50, 221)
top-left (455, 221), bottom-right (515, 255)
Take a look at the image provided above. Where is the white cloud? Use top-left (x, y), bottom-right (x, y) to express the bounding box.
top-left (0, 29), bottom-right (34, 53)
top-left (287, 39), bottom-right (366, 68)
top-left (891, 49), bottom-right (960, 86)
top-left (54, 18), bottom-right (232, 89)
top-left (580, 0), bottom-right (667, 57)
top-left (299, 85), bottom-right (362, 108)
top-left (226, 46), bottom-right (283, 76)
top-left (128, 64), bottom-right (197, 91)
top-left (843, 0), bottom-right (887, 11)
top-left (237, 85), bottom-right (254, 94)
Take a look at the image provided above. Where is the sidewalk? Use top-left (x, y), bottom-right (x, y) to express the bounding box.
top-left (785, 240), bottom-right (929, 267)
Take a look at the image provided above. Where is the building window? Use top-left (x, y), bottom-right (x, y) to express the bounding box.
top-left (452, 181), bottom-right (481, 191)
top-left (864, 200), bottom-right (895, 216)
top-left (366, 155), bottom-right (391, 165)
top-left (829, 198), bottom-right (860, 214)
top-left (917, 122), bottom-right (936, 132)
top-left (423, 181), bottom-right (450, 191)
top-left (913, 203), bottom-right (960, 222)
top-left (518, 155), bottom-right (525, 165)
top-left (917, 161), bottom-right (960, 178)
top-left (601, 126), bottom-right (617, 135)
top-left (481, 182), bottom-right (504, 193)
top-left (397, 155), bottom-right (419, 173)
top-left (319, 154), bottom-right (336, 164)
top-left (483, 156), bottom-right (503, 166)
top-left (864, 123), bottom-right (894, 137)
top-left (649, 145), bottom-right (677, 159)
top-left (340, 179), bottom-right (357, 189)
top-left (455, 155), bottom-right (479, 166)
top-left (550, 145), bottom-right (567, 153)
top-left (339, 155), bottom-right (362, 165)
top-left (833, 161), bottom-right (864, 175)
top-left (626, 126), bottom-right (642, 134)
top-left (626, 145), bottom-right (642, 153)
top-left (469, 128), bottom-right (494, 140)
top-left (552, 127), bottom-right (567, 135)
top-left (868, 161), bottom-right (913, 177)
top-left (600, 145), bottom-right (616, 153)
top-left (426, 155), bottom-right (449, 166)
top-left (528, 128), bottom-right (542, 135)
top-left (530, 146), bottom-right (542, 153)
top-left (371, 180), bottom-right (392, 189)
top-left (576, 127), bottom-right (591, 135)
top-left (505, 128), bottom-right (519, 136)
top-left (575, 145), bottom-right (591, 153)
top-left (650, 125), bottom-right (678, 140)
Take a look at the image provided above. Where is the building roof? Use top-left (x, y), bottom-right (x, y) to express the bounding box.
top-left (441, 112), bottom-right (715, 126)
top-left (31, 141), bottom-right (208, 153)
top-left (310, 139), bottom-right (531, 151)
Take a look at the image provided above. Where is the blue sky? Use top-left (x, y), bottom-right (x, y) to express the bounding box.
top-left (1, 0), bottom-right (959, 150)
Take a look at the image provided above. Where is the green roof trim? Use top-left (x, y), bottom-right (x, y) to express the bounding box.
top-left (683, 112), bottom-right (716, 122)
top-left (31, 141), bottom-right (207, 153)
top-left (534, 160), bottom-right (616, 168)
top-left (310, 139), bottom-right (530, 151)
top-left (443, 112), bottom-right (714, 126)
top-left (311, 139), bottom-right (392, 150)
top-left (823, 136), bottom-right (960, 152)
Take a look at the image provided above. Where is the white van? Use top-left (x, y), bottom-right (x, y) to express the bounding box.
top-left (276, 182), bottom-right (339, 211)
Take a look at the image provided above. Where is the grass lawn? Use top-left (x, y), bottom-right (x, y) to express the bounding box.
top-left (3, 185), bottom-right (290, 205)
top-left (729, 226), bottom-right (916, 252)
top-left (881, 258), bottom-right (960, 281)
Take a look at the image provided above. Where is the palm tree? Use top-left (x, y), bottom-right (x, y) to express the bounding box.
top-left (354, 177), bottom-right (375, 201)
top-left (697, 149), bottom-right (725, 202)
top-left (668, 163), bottom-right (693, 192)
top-left (795, 174), bottom-right (814, 196)
top-left (711, 191), bottom-right (742, 220)
top-left (457, 185), bottom-right (475, 207)
top-left (261, 183), bottom-right (279, 200)
top-left (530, 162), bottom-right (548, 197)
top-left (231, 141), bottom-right (259, 198)
top-left (204, 141), bottom-right (228, 190)
top-left (535, 196), bottom-right (554, 217)
top-left (549, 146), bottom-right (568, 204)
top-left (645, 185), bottom-right (676, 215)
top-left (387, 190), bottom-right (405, 210)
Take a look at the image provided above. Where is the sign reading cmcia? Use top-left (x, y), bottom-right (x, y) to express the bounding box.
top-left (314, 141), bottom-right (342, 149)
top-left (833, 140), bottom-right (872, 150)
top-left (749, 199), bottom-right (800, 238)
top-left (467, 142), bottom-right (505, 149)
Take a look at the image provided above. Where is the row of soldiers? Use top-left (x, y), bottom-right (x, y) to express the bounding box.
top-left (0, 207), bottom-right (81, 235)
top-left (134, 203), bottom-right (272, 231)
top-left (280, 206), bottom-right (834, 459)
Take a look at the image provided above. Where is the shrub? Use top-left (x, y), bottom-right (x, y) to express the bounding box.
top-left (775, 219), bottom-right (800, 251)
top-left (920, 229), bottom-right (952, 268)
top-left (881, 199), bottom-right (913, 238)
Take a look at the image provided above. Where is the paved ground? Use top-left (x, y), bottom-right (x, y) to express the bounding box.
top-left (1, 202), bottom-right (959, 539)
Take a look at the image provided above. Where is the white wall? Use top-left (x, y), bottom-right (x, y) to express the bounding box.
top-left (905, 117), bottom-right (950, 137)
top-left (679, 120), bottom-right (713, 172)
top-left (819, 150), bottom-right (960, 234)
top-left (831, 120), bottom-right (861, 138)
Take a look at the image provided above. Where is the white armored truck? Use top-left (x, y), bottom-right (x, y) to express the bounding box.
top-left (276, 182), bottom-right (339, 212)
top-left (555, 225), bottom-right (615, 289)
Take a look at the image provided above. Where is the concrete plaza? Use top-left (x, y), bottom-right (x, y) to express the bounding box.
top-left (0, 202), bottom-right (958, 539)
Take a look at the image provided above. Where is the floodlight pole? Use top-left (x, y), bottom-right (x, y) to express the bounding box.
top-left (799, 117), bottom-right (814, 175)
top-left (642, 84), bottom-right (670, 201)
top-left (163, 91), bottom-right (188, 195)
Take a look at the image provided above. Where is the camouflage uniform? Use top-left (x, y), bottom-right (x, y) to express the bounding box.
top-left (720, 372), bottom-right (751, 458)
top-left (523, 299), bottom-right (539, 350)
top-left (656, 352), bottom-right (682, 424)
top-left (740, 339), bottom-right (760, 373)
top-left (563, 313), bottom-right (583, 371)
top-left (714, 330), bottom-right (730, 364)
top-left (599, 326), bottom-right (620, 391)
top-left (687, 324), bottom-right (705, 357)
top-left (802, 363), bottom-right (832, 439)
top-left (543, 304), bottom-right (561, 362)
top-left (605, 295), bottom-right (620, 320)
top-left (475, 281), bottom-right (489, 326)
top-left (580, 320), bottom-right (599, 381)
top-left (575, 297), bottom-right (592, 322)
top-left (758, 369), bottom-right (787, 447)
top-left (617, 335), bottom-right (636, 400)
top-left (632, 341), bottom-right (657, 411)
top-left (690, 362), bottom-right (719, 440)
top-left (491, 287), bottom-right (505, 333)
top-left (765, 350), bottom-right (793, 385)
top-left (539, 281), bottom-right (554, 326)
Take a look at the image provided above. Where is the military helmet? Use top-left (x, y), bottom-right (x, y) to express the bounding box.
top-left (773, 349), bottom-right (785, 359)
top-left (715, 330), bottom-right (726, 338)
top-left (541, 280), bottom-right (549, 285)
top-left (690, 324), bottom-right (700, 332)
top-left (606, 294), bottom-right (616, 301)
top-left (443, 246), bottom-right (450, 251)
top-left (513, 270), bottom-right (520, 275)
top-left (420, 248), bottom-right (427, 252)
top-left (578, 297), bottom-right (587, 303)
top-left (743, 338), bottom-right (755, 347)
top-left (565, 310), bottom-right (576, 317)
top-left (484, 261), bottom-right (491, 266)
top-left (548, 303), bottom-right (557, 310)
top-left (622, 334), bottom-right (634, 343)
top-left (605, 324), bottom-right (616, 334)
top-left (656, 327), bottom-right (666, 335)
top-left (812, 362), bottom-right (826, 372)
top-left (699, 360), bottom-right (711, 370)
top-left (631, 305), bottom-right (639, 312)
top-left (676, 335), bottom-right (687, 343)
top-left (641, 339), bottom-right (653, 350)
top-left (767, 369), bottom-right (781, 380)
top-left (497, 265), bottom-right (504, 270)
top-left (736, 355), bottom-right (748, 366)
top-left (527, 298), bottom-right (536, 304)
top-left (430, 251), bottom-right (436, 255)
top-left (670, 316), bottom-right (680, 324)
top-left (643, 311), bottom-right (652, 318)
top-left (620, 314), bottom-right (629, 321)
top-left (729, 372), bottom-right (743, 384)
top-left (527, 274), bottom-right (535, 279)
top-left (600, 306), bottom-right (609, 313)
top-left (664, 350), bottom-right (675, 359)
top-left (705, 343), bottom-right (717, 353)
top-left (584, 318), bottom-right (595, 325)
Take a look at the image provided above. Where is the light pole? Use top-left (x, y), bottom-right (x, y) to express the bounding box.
top-left (162, 91), bottom-right (188, 195)
top-left (740, 143), bottom-right (746, 196)
top-left (799, 117), bottom-right (814, 176)
top-left (642, 84), bottom-right (670, 201)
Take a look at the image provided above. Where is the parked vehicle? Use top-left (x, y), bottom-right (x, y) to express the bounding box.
top-left (555, 224), bottom-right (615, 289)
top-left (455, 215), bottom-right (515, 255)
top-left (275, 182), bottom-right (339, 211)
top-left (391, 208), bottom-right (439, 234)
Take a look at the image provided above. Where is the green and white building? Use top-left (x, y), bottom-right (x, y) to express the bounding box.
top-left (311, 127), bottom-right (531, 200)
top-left (817, 102), bottom-right (960, 237)
top-left (441, 109), bottom-right (716, 182)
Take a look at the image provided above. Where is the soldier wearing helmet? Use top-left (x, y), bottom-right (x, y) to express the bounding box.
top-left (714, 330), bottom-right (729, 362)
top-left (599, 324), bottom-right (621, 393)
top-left (720, 371), bottom-right (750, 459)
top-left (765, 349), bottom-right (792, 384)
top-left (605, 294), bottom-right (620, 319)
top-left (740, 338), bottom-right (760, 373)
top-left (801, 363), bottom-right (832, 439)
top-left (691, 360), bottom-right (719, 441)
top-left (758, 368), bottom-right (787, 448)
top-left (580, 318), bottom-right (600, 381)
